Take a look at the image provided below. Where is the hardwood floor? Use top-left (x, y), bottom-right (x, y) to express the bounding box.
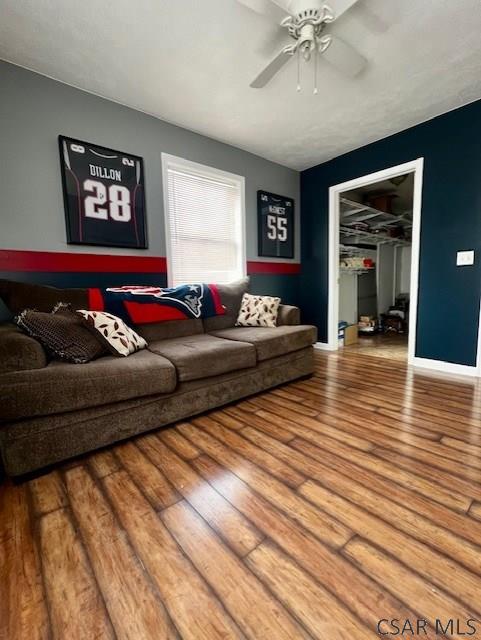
top-left (343, 332), bottom-right (408, 361)
top-left (2, 349), bottom-right (481, 639)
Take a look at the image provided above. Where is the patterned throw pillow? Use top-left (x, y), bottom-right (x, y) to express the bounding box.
top-left (76, 310), bottom-right (147, 357)
top-left (15, 308), bottom-right (106, 364)
top-left (236, 293), bottom-right (281, 328)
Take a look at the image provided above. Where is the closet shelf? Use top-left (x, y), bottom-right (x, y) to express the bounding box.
top-left (340, 267), bottom-right (375, 275)
top-left (340, 196), bottom-right (413, 229)
top-left (340, 244), bottom-right (372, 256)
top-left (340, 226), bottom-right (411, 247)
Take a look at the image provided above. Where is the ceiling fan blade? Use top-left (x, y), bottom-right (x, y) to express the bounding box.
top-left (250, 49), bottom-right (292, 88)
top-left (326, 0), bottom-right (360, 20)
top-left (236, 0), bottom-right (270, 14)
top-left (271, 0), bottom-right (292, 12)
top-left (236, 0), bottom-right (290, 21)
top-left (257, 25), bottom-right (288, 56)
top-left (322, 35), bottom-right (366, 77)
top-left (354, 0), bottom-right (403, 33)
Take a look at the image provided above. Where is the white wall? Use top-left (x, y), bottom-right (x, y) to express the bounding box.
top-left (339, 272), bottom-right (358, 325)
top-left (396, 245), bottom-right (412, 295)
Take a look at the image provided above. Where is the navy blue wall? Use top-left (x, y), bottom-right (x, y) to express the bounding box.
top-left (249, 273), bottom-right (301, 304)
top-left (301, 99), bottom-right (481, 366)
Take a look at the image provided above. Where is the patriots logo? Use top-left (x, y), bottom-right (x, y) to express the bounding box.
top-left (91, 283), bottom-right (224, 325)
top-left (106, 284), bottom-right (205, 318)
top-left (184, 285), bottom-right (202, 315)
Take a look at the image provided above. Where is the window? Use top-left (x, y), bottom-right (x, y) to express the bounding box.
top-left (162, 154), bottom-right (246, 286)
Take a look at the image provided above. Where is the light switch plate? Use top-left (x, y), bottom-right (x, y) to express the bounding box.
top-left (456, 250), bottom-right (475, 266)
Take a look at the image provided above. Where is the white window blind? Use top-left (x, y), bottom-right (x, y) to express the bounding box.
top-left (163, 156), bottom-right (245, 286)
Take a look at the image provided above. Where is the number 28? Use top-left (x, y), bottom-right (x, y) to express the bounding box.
top-left (83, 179), bottom-right (131, 222)
top-left (267, 214), bottom-right (287, 241)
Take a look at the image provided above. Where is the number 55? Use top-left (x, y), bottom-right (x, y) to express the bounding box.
top-left (267, 215), bottom-right (287, 241)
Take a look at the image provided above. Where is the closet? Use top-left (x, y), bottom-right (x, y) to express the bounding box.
top-left (338, 173), bottom-right (413, 357)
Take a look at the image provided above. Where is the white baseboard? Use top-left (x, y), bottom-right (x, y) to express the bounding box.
top-left (411, 356), bottom-right (478, 378)
top-left (313, 342), bottom-right (337, 351)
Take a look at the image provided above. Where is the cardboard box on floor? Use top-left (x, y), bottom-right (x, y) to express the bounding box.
top-left (344, 324), bottom-right (358, 346)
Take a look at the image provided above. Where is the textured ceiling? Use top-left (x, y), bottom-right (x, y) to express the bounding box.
top-left (1, 0), bottom-right (481, 170)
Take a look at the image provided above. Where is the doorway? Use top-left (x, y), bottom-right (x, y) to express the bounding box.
top-left (328, 159), bottom-right (424, 365)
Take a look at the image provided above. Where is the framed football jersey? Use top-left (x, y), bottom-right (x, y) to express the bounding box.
top-left (59, 136), bottom-right (148, 248)
top-left (257, 190), bottom-right (294, 259)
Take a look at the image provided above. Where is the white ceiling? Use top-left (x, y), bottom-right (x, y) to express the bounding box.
top-left (1, 0), bottom-right (481, 170)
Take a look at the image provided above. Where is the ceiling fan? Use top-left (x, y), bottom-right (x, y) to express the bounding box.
top-left (237, 0), bottom-right (367, 90)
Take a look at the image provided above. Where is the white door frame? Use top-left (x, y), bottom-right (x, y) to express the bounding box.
top-left (326, 158), bottom-right (424, 366)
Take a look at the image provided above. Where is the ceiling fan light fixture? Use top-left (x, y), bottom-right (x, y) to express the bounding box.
top-left (246, 0), bottom-right (366, 90)
top-left (319, 34), bottom-right (332, 53)
top-left (297, 45), bottom-right (302, 91)
top-left (280, 3), bottom-right (339, 93)
top-left (302, 41), bottom-right (313, 61)
top-left (322, 4), bottom-right (335, 22)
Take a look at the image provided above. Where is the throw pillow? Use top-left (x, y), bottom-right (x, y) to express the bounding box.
top-left (236, 293), bottom-right (281, 328)
top-left (15, 308), bottom-right (106, 364)
top-left (76, 310), bottom-right (147, 357)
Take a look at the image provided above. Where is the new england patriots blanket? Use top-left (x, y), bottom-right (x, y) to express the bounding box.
top-left (88, 284), bottom-right (225, 325)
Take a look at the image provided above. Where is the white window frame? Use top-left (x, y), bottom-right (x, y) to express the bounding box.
top-left (161, 153), bottom-right (246, 287)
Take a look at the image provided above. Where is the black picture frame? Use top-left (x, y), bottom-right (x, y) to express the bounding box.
top-left (59, 135), bottom-right (148, 249)
top-left (257, 190), bottom-right (295, 259)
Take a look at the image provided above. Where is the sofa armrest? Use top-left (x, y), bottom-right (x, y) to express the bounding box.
top-left (0, 324), bottom-right (47, 374)
top-left (277, 305), bottom-right (300, 326)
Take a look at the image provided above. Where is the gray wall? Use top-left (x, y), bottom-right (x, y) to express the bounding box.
top-left (0, 61), bottom-right (299, 262)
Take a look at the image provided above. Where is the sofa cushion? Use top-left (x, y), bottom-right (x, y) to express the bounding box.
top-left (0, 350), bottom-right (177, 422)
top-left (0, 324), bottom-right (47, 374)
top-left (209, 325), bottom-right (317, 361)
top-left (137, 318), bottom-right (204, 342)
top-left (0, 279), bottom-right (88, 315)
top-left (148, 334), bottom-right (256, 382)
top-left (202, 277), bottom-right (249, 332)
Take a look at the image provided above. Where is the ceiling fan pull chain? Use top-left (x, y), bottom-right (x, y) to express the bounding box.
top-left (297, 46), bottom-right (301, 92)
top-left (314, 44), bottom-right (319, 94)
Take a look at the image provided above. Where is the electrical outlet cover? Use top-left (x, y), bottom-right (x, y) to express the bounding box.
top-left (456, 250), bottom-right (475, 266)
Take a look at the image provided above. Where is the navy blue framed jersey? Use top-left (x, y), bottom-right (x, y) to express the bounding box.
top-left (257, 190), bottom-right (294, 259)
top-left (59, 136), bottom-right (147, 249)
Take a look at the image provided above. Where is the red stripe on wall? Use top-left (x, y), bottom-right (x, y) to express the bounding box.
top-left (0, 249), bottom-right (167, 273)
top-left (247, 261), bottom-right (301, 275)
top-left (0, 250), bottom-right (300, 276)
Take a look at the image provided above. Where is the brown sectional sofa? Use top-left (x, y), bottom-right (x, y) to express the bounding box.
top-left (0, 279), bottom-right (316, 476)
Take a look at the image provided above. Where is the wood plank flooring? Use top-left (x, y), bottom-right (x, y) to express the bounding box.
top-left (2, 349), bottom-right (481, 639)
top-left (344, 332), bottom-right (408, 361)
